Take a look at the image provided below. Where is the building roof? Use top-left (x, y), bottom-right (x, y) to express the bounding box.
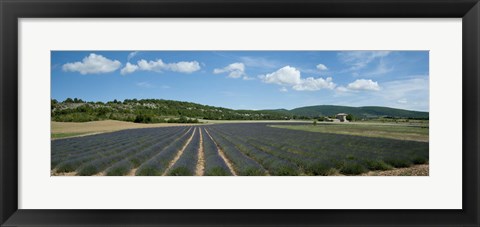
top-left (336, 113), bottom-right (348, 116)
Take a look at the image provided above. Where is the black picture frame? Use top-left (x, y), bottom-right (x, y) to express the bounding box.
top-left (1, 0), bottom-right (479, 226)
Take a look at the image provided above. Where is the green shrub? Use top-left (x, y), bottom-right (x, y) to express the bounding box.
top-left (241, 167), bottom-right (267, 176)
top-left (135, 166), bottom-right (162, 176)
top-left (364, 160), bottom-right (393, 171)
top-left (205, 167), bottom-right (231, 176)
top-left (304, 160), bottom-right (336, 176)
top-left (77, 164), bottom-right (99, 176)
top-left (55, 162), bottom-right (77, 173)
top-left (270, 165), bottom-right (300, 176)
top-left (411, 155), bottom-right (428, 164)
top-left (385, 158), bottom-right (413, 168)
top-left (106, 162), bottom-right (133, 176)
top-left (168, 167), bottom-right (192, 176)
top-left (346, 154), bottom-right (356, 160)
top-left (340, 161), bottom-right (368, 175)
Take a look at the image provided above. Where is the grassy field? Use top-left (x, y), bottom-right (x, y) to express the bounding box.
top-left (270, 122), bottom-right (428, 142)
top-left (51, 120), bottom-right (200, 139)
top-left (52, 132), bottom-right (94, 139)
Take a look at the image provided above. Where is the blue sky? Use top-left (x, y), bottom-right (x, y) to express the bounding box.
top-left (51, 51), bottom-right (429, 111)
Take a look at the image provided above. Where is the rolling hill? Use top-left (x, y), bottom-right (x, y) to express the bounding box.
top-left (283, 105), bottom-right (428, 119)
top-left (51, 98), bottom-right (428, 123)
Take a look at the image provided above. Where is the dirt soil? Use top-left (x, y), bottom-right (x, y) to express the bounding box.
top-left (195, 129), bottom-right (205, 176)
top-left (361, 164), bottom-right (429, 176)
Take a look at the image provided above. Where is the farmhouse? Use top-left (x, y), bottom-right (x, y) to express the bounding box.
top-left (336, 113), bottom-right (349, 122)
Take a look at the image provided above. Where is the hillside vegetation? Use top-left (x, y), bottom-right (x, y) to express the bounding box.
top-left (51, 98), bottom-right (293, 123)
top-left (287, 105), bottom-right (428, 119)
top-left (51, 98), bottom-right (428, 123)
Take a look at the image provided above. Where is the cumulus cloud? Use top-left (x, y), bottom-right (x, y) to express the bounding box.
top-left (259, 66), bottom-right (302, 86)
top-left (259, 66), bottom-right (336, 91)
top-left (337, 79), bottom-right (381, 92)
top-left (279, 87), bottom-right (288, 92)
top-left (293, 77), bottom-right (336, 91)
top-left (347, 79), bottom-right (381, 91)
top-left (136, 59), bottom-right (201, 73)
top-left (213, 62), bottom-right (246, 79)
top-left (120, 62), bottom-right (139, 75)
top-left (120, 59), bottom-right (201, 75)
top-left (316, 64), bottom-right (328, 71)
top-left (62, 53), bottom-right (121, 75)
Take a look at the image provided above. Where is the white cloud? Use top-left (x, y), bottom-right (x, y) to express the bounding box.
top-left (279, 87), bottom-right (288, 92)
top-left (338, 51), bottom-right (390, 71)
top-left (136, 81), bottom-right (154, 88)
top-left (381, 77), bottom-right (428, 101)
top-left (136, 59), bottom-right (201, 73)
top-left (167, 61), bottom-right (201, 73)
top-left (331, 76), bottom-right (428, 111)
top-left (373, 77), bottom-right (428, 111)
top-left (120, 62), bottom-right (139, 75)
top-left (369, 60), bottom-right (393, 76)
top-left (260, 66), bottom-right (336, 91)
top-left (293, 77), bottom-right (336, 91)
top-left (336, 86), bottom-right (350, 93)
top-left (316, 64), bottom-right (328, 71)
top-left (62, 53), bottom-right (121, 75)
top-left (127, 51), bottom-right (139, 61)
top-left (213, 63), bottom-right (246, 79)
top-left (259, 66), bottom-right (302, 86)
top-left (239, 56), bottom-right (279, 69)
top-left (346, 79), bottom-right (381, 91)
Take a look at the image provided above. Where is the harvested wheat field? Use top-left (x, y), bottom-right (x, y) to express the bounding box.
top-left (51, 120), bottom-right (199, 139)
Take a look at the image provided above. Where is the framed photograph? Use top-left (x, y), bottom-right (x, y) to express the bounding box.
top-left (1, 0), bottom-right (479, 226)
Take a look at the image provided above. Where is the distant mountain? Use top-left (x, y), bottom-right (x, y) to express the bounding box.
top-left (281, 105), bottom-right (428, 119)
top-left (260, 108), bottom-right (291, 114)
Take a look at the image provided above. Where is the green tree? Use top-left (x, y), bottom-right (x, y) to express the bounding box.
top-left (346, 114), bottom-right (354, 121)
top-left (64, 98), bottom-right (74, 103)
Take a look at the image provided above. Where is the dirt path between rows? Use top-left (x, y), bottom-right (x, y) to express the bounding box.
top-left (204, 128), bottom-right (237, 176)
top-left (195, 129), bottom-right (205, 176)
top-left (93, 171), bottom-right (106, 176)
top-left (127, 168), bottom-right (138, 176)
top-left (162, 128), bottom-right (196, 176)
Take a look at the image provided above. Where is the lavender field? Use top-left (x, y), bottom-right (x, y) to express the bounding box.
top-left (51, 123), bottom-right (429, 176)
